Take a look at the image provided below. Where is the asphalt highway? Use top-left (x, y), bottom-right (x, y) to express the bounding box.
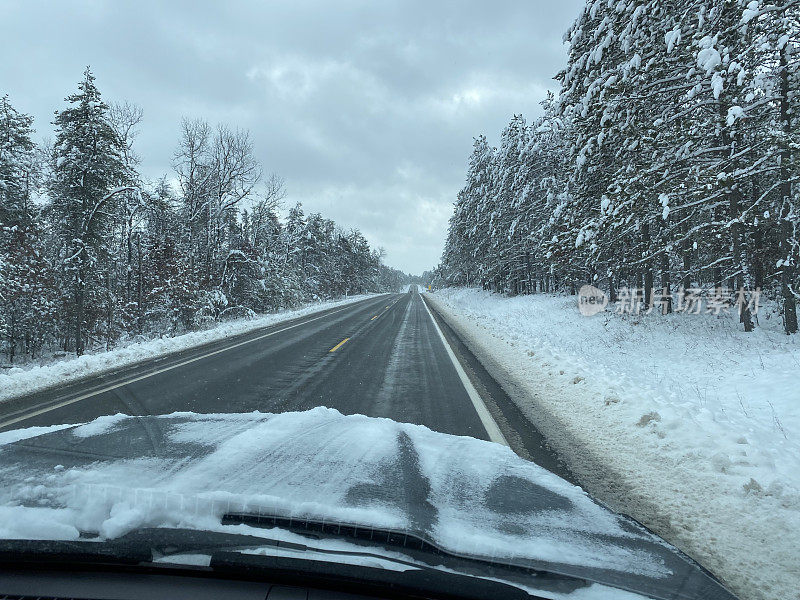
top-left (0, 290), bottom-right (504, 444)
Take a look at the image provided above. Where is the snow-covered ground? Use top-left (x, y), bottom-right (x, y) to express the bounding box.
top-left (426, 288), bottom-right (799, 600)
top-left (0, 294), bottom-right (379, 403)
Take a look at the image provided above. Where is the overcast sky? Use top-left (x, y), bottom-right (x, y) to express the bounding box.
top-left (1, 0), bottom-right (583, 274)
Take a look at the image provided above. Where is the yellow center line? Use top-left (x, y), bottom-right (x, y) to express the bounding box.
top-left (329, 337), bottom-right (350, 352)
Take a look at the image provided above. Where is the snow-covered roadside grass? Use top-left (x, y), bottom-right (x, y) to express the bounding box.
top-left (0, 294), bottom-right (380, 403)
top-left (426, 288), bottom-right (799, 600)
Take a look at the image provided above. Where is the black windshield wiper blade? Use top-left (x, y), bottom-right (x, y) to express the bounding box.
top-left (0, 528), bottom-right (302, 568)
top-left (218, 512), bottom-right (741, 600)
top-left (218, 513), bottom-right (605, 596)
top-left (220, 511), bottom-right (573, 577)
top-left (115, 526), bottom-right (310, 555)
top-left (221, 511), bottom-right (445, 555)
top-left (0, 531), bottom-right (563, 600)
top-left (136, 524), bottom-right (591, 599)
top-left (209, 549), bottom-right (544, 600)
top-left (0, 538), bottom-right (150, 566)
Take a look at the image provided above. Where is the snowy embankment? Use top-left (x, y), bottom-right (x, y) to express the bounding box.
top-left (426, 288), bottom-right (799, 600)
top-left (0, 294), bottom-right (379, 403)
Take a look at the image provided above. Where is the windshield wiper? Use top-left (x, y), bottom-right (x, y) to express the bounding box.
top-left (221, 511), bottom-right (573, 576)
top-left (0, 528), bottom-right (301, 565)
top-left (221, 511), bottom-right (445, 555)
top-left (0, 529), bottom-right (566, 600)
top-left (218, 511), bottom-right (741, 600)
top-left (218, 513), bottom-right (606, 597)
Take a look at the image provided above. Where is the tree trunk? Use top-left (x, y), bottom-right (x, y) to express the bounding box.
top-left (660, 253), bottom-right (672, 314)
top-left (682, 237), bottom-right (691, 297)
top-left (779, 43), bottom-right (798, 334)
top-left (608, 271), bottom-right (617, 303)
top-left (753, 222), bottom-right (764, 291)
top-left (126, 213), bottom-right (133, 303)
top-left (74, 269), bottom-right (85, 356)
top-left (8, 314), bottom-right (15, 364)
top-left (642, 222), bottom-right (653, 308)
top-left (136, 233), bottom-right (144, 334)
top-left (525, 251), bottom-right (532, 294)
top-left (729, 188), bottom-right (754, 331)
top-left (635, 271), bottom-right (643, 301)
top-left (644, 270), bottom-right (654, 309)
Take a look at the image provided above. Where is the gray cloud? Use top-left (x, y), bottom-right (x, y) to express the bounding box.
top-left (1, 0), bottom-right (584, 273)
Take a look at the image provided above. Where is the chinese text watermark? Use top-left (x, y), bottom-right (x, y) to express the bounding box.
top-left (578, 285), bottom-right (761, 317)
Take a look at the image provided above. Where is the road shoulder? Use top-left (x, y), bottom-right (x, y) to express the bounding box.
top-left (421, 294), bottom-right (576, 483)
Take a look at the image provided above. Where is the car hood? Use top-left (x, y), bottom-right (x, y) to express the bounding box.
top-left (0, 407), bottom-right (734, 600)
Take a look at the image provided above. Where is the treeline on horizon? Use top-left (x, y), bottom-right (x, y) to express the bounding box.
top-left (0, 68), bottom-right (405, 363)
top-left (439, 0), bottom-right (800, 333)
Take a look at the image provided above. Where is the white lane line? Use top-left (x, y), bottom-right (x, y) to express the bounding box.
top-left (419, 296), bottom-right (509, 447)
top-left (0, 297), bottom-right (388, 430)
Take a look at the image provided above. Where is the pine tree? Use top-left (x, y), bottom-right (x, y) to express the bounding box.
top-left (2, 74), bottom-right (404, 364)
top-left (440, 0), bottom-right (800, 333)
top-left (0, 95), bottom-right (56, 362)
top-left (47, 67), bottom-right (131, 355)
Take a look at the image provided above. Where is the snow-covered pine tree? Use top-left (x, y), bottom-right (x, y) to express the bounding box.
top-left (488, 115), bottom-right (528, 294)
top-left (440, 0), bottom-right (800, 334)
top-left (0, 95), bottom-right (37, 227)
top-left (441, 135), bottom-right (494, 287)
top-left (0, 95), bottom-right (56, 362)
top-left (47, 67), bottom-right (132, 355)
top-left (557, 0), bottom-right (635, 294)
top-left (521, 93), bottom-right (571, 293)
top-left (739, 0), bottom-right (800, 333)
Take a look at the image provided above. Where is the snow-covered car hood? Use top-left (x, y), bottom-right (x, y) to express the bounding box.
top-left (0, 407), bottom-right (734, 599)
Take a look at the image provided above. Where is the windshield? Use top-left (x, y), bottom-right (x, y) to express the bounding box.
top-left (0, 2), bottom-right (797, 600)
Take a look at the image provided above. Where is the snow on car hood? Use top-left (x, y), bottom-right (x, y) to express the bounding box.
top-left (0, 408), bottom-right (732, 599)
